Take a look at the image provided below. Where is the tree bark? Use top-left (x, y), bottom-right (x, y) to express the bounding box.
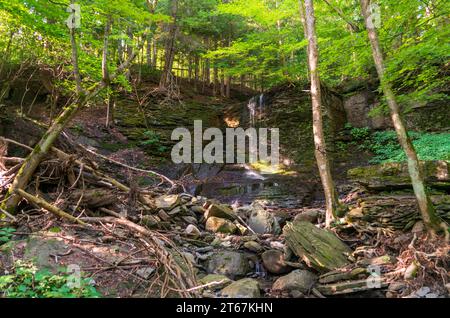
top-left (159, 0), bottom-right (178, 90)
top-left (360, 0), bottom-right (441, 234)
top-left (304, 0), bottom-right (341, 227)
top-left (102, 18), bottom-right (112, 128)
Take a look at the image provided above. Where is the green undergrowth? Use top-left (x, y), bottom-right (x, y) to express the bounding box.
top-left (339, 125), bottom-right (450, 164)
top-left (0, 260), bottom-right (101, 298)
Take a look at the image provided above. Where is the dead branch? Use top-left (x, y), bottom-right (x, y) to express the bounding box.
top-left (16, 188), bottom-right (87, 226)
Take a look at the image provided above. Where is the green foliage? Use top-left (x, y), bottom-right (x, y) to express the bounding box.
top-left (369, 131), bottom-right (450, 164)
top-left (0, 261), bottom-right (101, 298)
top-left (0, 227), bottom-right (15, 244)
top-left (139, 130), bottom-right (168, 153)
top-left (339, 124), bottom-right (450, 164)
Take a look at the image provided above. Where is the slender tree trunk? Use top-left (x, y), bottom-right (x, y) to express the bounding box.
top-left (360, 0), bottom-right (441, 234)
top-left (69, 28), bottom-right (82, 95)
top-left (226, 75), bottom-right (231, 98)
top-left (159, 0), bottom-right (178, 90)
top-left (102, 18), bottom-right (112, 128)
top-left (304, 0), bottom-right (341, 227)
top-left (220, 71), bottom-right (225, 97)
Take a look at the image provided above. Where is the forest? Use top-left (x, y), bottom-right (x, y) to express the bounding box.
top-left (0, 0), bottom-right (449, 300)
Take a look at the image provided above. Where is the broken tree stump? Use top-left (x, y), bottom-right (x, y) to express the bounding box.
top-left (283, 221), bottom-right (352, 273)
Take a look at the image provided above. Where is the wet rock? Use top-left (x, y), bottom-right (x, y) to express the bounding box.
top-left (185, 224), bottom-right (201, 238)
top-left (272, 270), bottom-right (318, 294)
top-left (206, 217), bottom-right (237, 234)
top-left (204, 204), bottom-right (236, 221)
top-left (221, 278), bottom-right (261, 298)
top-left (284, 221), bottom-right (352, 272)
top-left (247, 203), bottom-right (281, 235)
top-left (425, 293), bottom-right (439, 298)
top-left (155, 194), bottom-right (180, 210)
top-left (261, 250), bottom-right (291, 275)
top-left (199, 274), bottom-right (233, 290)
top-left (243, 241), bottom-right (263, 253)
top-left (206, 251), bottom-right (251, 279)
top-left (294, 210), bottom-right (322, 224)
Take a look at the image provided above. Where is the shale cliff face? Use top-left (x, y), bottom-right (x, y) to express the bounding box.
top-left (225, 82), bottom-right (347, 167)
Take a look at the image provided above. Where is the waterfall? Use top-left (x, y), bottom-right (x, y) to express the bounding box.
top-left (259, 93), bottom-right (264, 120)
top-left (247, 93), bottom-right (265, 127)
top-left (247, 96), bottom-right (257, 127)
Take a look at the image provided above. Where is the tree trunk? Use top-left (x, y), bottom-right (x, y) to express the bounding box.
top-left (360, 0), bottom-right (441, 234)
top-left (159, 0), bottom-right (178, 90)
top-left (225, 75), bottom-right (231, 98)
top-left (304, 0), bottom-right (341, 227)
top-left (102, 18), bottom-right (112, 128)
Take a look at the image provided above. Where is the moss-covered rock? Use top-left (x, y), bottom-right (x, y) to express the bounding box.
top-left (283, 221), bottom-right (352, 273)
top-left (348, 161), bottom-right (450, 190)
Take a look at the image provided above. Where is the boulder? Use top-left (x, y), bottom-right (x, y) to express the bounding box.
top-left (206, 217), bottom-right (237, 234)
top-left (283, 221), bottom-right (352, 273)
top-left (247, 203), bottom-right (281, 235)
top-left (272, 270), bottom-right (317, 293)
top-left (141, 215), bottom-right (160, 228)
top-left (185, 224), bottom-right (201, 238)
top-left (204, 204), bottom-right (236, 221)
top-left (23, 237), bottom-right (70, 271)
top-left (221, 278), bottom-right (261, 298)
top-left (155, 194), bottom-right (180, 210)
top-left (294, 209), bottom-right (322, 224)
top-left (261, 250), bottom-right (291, 274)
top-left (243, 241), bottom-right (263, 253)
top-left (347, 161), bottom-right (450, 191)
top-left (206, 251), bottom-right (250, 279)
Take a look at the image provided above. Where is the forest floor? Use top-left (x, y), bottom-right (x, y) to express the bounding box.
top-left (0, 80), bottom-right (449, 299)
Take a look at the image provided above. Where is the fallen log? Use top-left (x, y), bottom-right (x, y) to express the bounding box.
top-left (16, 188), bottom-right (87, 226)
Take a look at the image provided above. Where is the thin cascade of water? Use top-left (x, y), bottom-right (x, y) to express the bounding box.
top-left (247, 96), bottom-right (257, 127)
top-left (247, 93), bottom-right (266, 127)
